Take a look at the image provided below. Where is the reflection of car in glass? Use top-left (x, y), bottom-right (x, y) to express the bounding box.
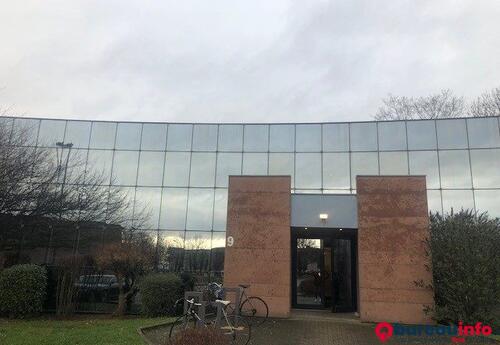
top-left (75, 275), bottom-right (120, 302)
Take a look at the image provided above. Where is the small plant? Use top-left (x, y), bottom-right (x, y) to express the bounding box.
top-left (169, 327), bottom-right (229, 345)
top-left (139, 273), bottom-right (183, 317)
top-left (0, 264), bottom-right (47, 318)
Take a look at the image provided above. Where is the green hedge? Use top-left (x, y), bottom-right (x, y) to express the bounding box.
top-left (139, 273), bottom-right (183, 317)
top-left (0, 264), bottom-right (47, 318)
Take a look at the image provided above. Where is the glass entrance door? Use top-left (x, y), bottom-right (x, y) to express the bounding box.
top-left (295, 238), bottom-right (324, 306)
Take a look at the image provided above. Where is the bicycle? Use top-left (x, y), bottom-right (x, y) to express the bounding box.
top-left (208, 283), bottom-right (269, 326)
top-left (169, 298), bottom-right (251, 345)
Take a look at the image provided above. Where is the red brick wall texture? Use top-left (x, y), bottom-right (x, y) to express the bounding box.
top-left (357, 176), bottom-right (434, 324)
top-left (224, 176), bottom-right (292, 318)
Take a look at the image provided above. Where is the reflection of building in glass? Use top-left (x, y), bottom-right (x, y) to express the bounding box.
top-left (1, 116), bottom-right (500, 278)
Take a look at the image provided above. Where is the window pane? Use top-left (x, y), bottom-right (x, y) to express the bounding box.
top-left (269, 153), bottom-right (294, 187)
top-left (467, 117), bottom-right (500, 148)
top-left (409, 151), bottom-right (440, 188)
top-left (90, 122), bottom-right (116, 149)
top-left (474, 190), bottom-right (500, 218)
top-left (439, 150), bottom-right (472, 188)
top-left (427, 190), bottom-right (443, 214)
top-left (322, 124), bottom-right (349, 152)
top-left (295, 153), bottom-right (321, 189)
top-left (242, 153), bottom-right (268, 175)
top-left (87, 150), bottom-right (113, 184)
top-left (164, 152), bottom-right (190, 187)
top-left (211, 232), bottom-right (226, 273)
top-left (470, 149), bottom-right (500, 188)
top-left (213, 189), bottom-right (228, 231)
top-left (296, 125), bottom-right (321, 152)
top-left (218, 125), bottom-right (243, 152)
top-left (351, 152), bottom-right (379, 188)
top-left (269, 125), bottom-right (294, 152)
top-left (407, 120), bottom-right (437, 150)
top-left (137, 151), bottom-right (165, 186)
top-left (111, 151), bottom-right (139, 185)
top-left (323, 153), bottom-right (350, 189)
top-left (216, 153), bottom-right (242, 187)
top-left (65, 121), bottom-right (91, 148)
top-left (167, 124), bottom-right (192, 151)
top-left (37, 120), bottom-right (66, 147)
top-left (186, 189), bottom-right (214, 230)
top-left (244, 125), bottom-right (269, 152)
top-left (158, 231), bottom-right (184, 272)
top-left (192, 124), bottom-right (218, 151)
top-left (160, 188), bottom-right (188, 230)
top-left (134, 187), bottom-right (162, 229)
top-left (379, 152), bottom-right (408, 175)
top-left (141, 123), bottom-right (167, 151)
top-left (115, 123), bottom-right (141, 150)
top-left (378, 121), bottom-right (407, 151)
top-left (350, 123), bottom-right (377, 151)
top-left (436, 119), bottom-right (468, 149)
top-left (13, 118), bottom-right (40, 146)
top-left (442, 190), bottom-right (474, 214)
top-left (184, 232), bottom-right (211, 272)
top-left (190, 153), bottom-right (216, 187)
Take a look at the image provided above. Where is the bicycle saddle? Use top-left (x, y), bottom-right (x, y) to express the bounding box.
top-left (215, 299), bottom-right (231, 306)
top-left (238, 284), bottom-right (250, 289)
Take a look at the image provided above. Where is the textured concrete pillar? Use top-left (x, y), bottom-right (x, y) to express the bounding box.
top-left (224, 176), bottom-right (291, 318)
top-left (357, 176), bottom-right (434, 325)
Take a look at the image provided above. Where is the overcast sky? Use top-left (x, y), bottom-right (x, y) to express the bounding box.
top-left (1, 0), bottom-right (499, 123)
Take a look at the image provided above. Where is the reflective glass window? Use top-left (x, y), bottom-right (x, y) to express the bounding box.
top-left (64, 121), bottom-right (91, 148)
top-left (296, 124), bottom-right (321, 152)
top-left (213, 189), bottom-right (228, 231)
top-left (211, 232), bottom-right (226, 272)
top-left (0, 117), bottom-right (14, 143)
top-left (134, 187), bottom-right (162, 229)
top-left (190, 153), bottom-right (216, 187)
top-left (216, 153), bottom-right (242, 187)
top-left (350, 152), bottom-right (379, 188)
top-left (407, 120), bottom-right (437, 150)
top-left (186, 189), bottom-right (214, 230)
top-left (350, 123), bottom-right (377, 151)
top-left (37, 120), bottom-right (66, 147)
top-left (218, 125), bottom-right (243, 152)
top-left (66, 149), bottom-right (88, 184)
top-left (111, 151), bottom-right (139, 185)
top-left (13, 118), bottom-right (40, 146)
top-left (269, 125), bottom-right (294, 152)
top-left (269, 153), bottom-right (294, 187)
top-left (295, 153), bottom-right (321, 189)
top-left (439, 150), bottom-right (472, 188)
top-left (164, 152), bottom-right (190, 187)
top-left (474, 190), bottom-right (500, 218)
top-left (137, 151), bottom-right (165, 186)
top-left (467, 117), bottom-right (500, 148)
top-left (470, 149), bottom-right (500, 188)
top-left (242, 153), bottom-right (268, 175)
top-left (115, 123), bottom-right (141, 150)
top-left (322, 124), bottom-right (349, 152)
top-left (323, 153), bottom-right (350, 189)
top-left (436, 119), bottom-right (468, 149)
top-left (110, 186), bottom-right (135, 228)
top-left (184, 232), bottom-right (211, 272)
top-left (158, 231), bottom-right (185, 272)
top-left (141, 123), bottom-right (167, 151)
top-left (90, 122), bottom-right (116, 149)
top-left (167, 124), bottom-right (192, 151)
top-left (86, 150), bottom-right (114, 184)
top-left (427, 190), bottom-right (443, 214)
top-left (442, 190), bottom-right (475, 214)
top-left (160, 188), bottom-right (188, 230)
top-left (192, 124), bottom-right (218, 151)
top-left (379, 151), bottom-right (408, 175)
top-left (409, 151), bottom-right (440, 188)
top-left (244, 125), bottom-right (269, 152)
top-left (378, 121), bottom-right (407, 151)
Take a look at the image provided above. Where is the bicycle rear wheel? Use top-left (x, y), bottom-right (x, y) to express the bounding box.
top-left (240, 296), bottom-right (269, 326)
top-left (218, 315), bottom-right (251, 345)
top-left (168, 314), bottom-right (197, 340)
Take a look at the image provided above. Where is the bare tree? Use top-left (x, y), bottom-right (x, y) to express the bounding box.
top-left (374, 89), bottom-right (465, 120)
top-left (469, 87), bottom-right (500, 117)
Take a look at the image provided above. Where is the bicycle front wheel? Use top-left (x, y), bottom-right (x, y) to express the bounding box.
top-left (240, 296), bottom-right (269, 326)
top-left (168, 314), bottom-right (197, 340)
top-left (218, 315), bottom-right (251, 345)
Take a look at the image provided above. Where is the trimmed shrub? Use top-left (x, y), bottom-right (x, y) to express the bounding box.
top-left (140, 273), bottom-right (183, 316)
top-left (0, 264), bottom-right (47, 318)
top-left (426, 210), bottom-right (500, 327)
top-left (169, 327), bottom-right (229, 345)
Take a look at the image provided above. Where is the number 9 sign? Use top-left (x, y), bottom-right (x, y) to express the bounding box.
top-left (227, 236), bottom-right (234, 247)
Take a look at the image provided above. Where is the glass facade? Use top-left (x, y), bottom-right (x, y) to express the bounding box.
top-left (2, 116), bottom-right (500, 276)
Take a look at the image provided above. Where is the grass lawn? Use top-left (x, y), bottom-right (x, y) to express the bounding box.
top-left (0, 316), bottom-right (174, 345)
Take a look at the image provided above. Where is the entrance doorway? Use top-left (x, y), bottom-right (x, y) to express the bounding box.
top-left (291, 228), bottom-right (357, 312)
